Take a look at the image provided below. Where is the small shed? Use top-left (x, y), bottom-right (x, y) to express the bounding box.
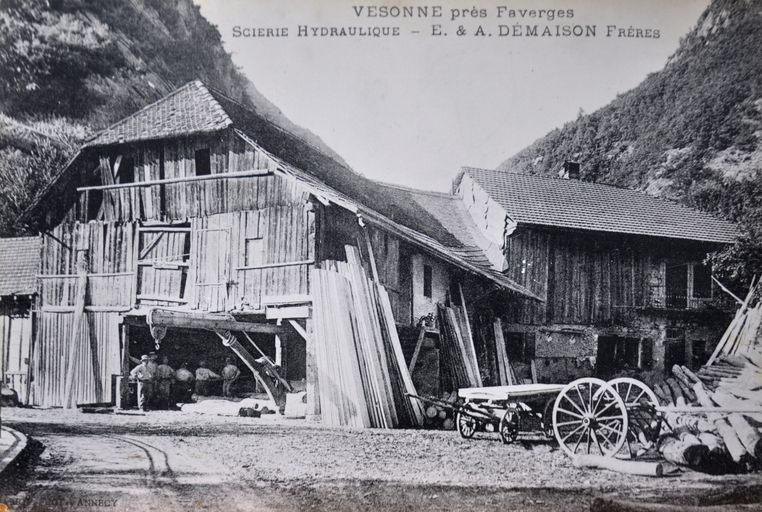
top-left (0, 236), bottom-right (40, 404)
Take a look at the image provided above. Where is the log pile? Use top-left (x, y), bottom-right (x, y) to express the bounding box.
top-left (655, 281), bottom-right (762, 474)
top-left (422, 391), bottom-right (459, 430)
top-left (311, 245), bottom-right (424, 428)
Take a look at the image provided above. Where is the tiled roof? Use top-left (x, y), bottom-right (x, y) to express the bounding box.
top-left (374, 183), bottom-right (492, 266)
top-left (462, 167), bottom-right (738, 244)
top-left (0, 237), bottom-right (40, 296)
top-left (84, 81), bottom-right (232, 147)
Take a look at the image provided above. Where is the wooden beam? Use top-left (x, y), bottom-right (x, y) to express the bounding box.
top-left (236, 259), bottom-right (314, 271)
top-left (241, 331), bottom-right (292, 392)
top-left (138, 231), bottom-right (165, 260)
top-left (147, 308), bottom-right (288, 334)
top-left (288, 319), bottom-right (309, 342)
top-left (362, 227), bottom-right (380, 283)
top-left (266, 306), bottom-right (310, 320)
top-left (63, 250), bottom-right (88, 409)
top-left (408, 325), bottom-right (426, 373)
top-left (77, 169), bottom-right (271, 192)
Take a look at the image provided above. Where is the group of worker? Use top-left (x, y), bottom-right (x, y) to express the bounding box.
top-left (129, 352), bottom-right (241, 411)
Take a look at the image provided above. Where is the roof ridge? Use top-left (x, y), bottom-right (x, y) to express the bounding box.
top-left (83, 80), bottom-right (225, 147)
top-left (374, 180), bottom-right (454, 198)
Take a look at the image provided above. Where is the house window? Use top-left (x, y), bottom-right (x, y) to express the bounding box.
top-left (596, 336), bottom-right (653, 377)
top-left (195, 148), bottom-right (211, 176)
top-left (693, 263), bottom-right (712, 299)
top-left (423, 264), bottom-right (432, 298)
top-left (117, 157), bottom-right (135, 184)
top-left (665, 263), bottom-right (688, 308)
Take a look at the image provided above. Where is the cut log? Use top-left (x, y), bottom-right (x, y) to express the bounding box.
top-left (694, 382), bottom-right (748, 462)
top-left (665, 378), bottom-right (686, 407)
top-left (426, 405), bottom-right (438, 419)
top-left (697, 432), bottom-right (724, 452)
top-left (572, 454), bottom-right (663, 477)
top-left (711, 391), bottom-right (762, 459)
top-left (148, 308), bottom-right (288, 334)
top-left (680, 365), bottom-right (701, 385)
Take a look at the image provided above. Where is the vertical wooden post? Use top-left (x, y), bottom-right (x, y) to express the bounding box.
top-left (118, 323), bottom-right (130, 409)
top-left (275, 334), bottom-right (283, 367)
top-left (304, 317), bottom-right (319, 417)
top-left (63, 249), bottom-right (88, 409)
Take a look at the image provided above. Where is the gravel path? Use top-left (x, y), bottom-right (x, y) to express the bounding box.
top-left (1, 408), bottom-right (759, 511)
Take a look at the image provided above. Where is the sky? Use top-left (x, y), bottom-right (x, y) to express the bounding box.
top-left (196, 0), bottom-right (709, 192)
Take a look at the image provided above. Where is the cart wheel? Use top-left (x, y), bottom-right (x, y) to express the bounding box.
top-left (499, 409), bottom-right (520, 444)
top-left (608, 377), bottom-right (661, 455)
top-left (456, 412), bottom-right (477, 439)
top-left (552, 378), bottom-right (628, 458)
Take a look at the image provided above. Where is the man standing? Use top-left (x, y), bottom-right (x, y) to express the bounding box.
top-left (129, 355), bottom-right (155, 411)
top-left (146, 352), bottom-right (159, 407)
top-left (155, 356), bottom-right (175, 409)
top-left (221, 357), bottom-right (241, 398)
top-left (174, 362), bottom-right (195, 402)
top-left (195, 360), bottom-right (220, 396)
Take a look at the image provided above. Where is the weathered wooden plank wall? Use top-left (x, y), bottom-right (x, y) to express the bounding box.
top-left (0, 303), bottom-right (32, 404)
top-left (503, 227), bottom-right (654, 326)
top-left (33, 311), bottom-right (121, 407)
top-left (190, 204), bottom-right (316, 312)
top-left (82, 130), bottom-right (295, 223)
top-left (367, 227), bottom-right (409, 324)
top-left (35, 222), bottom-right (135, 406)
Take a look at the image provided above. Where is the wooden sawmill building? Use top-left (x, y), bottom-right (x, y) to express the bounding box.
top-left (19, 81), bottom-right (538, 414)
top-left (454, 166), bottom-right (739, 384)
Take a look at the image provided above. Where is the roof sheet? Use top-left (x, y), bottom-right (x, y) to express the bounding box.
top-left (463, 167), bottom-right (738, 244)
top-left (0, 236), bottom-right (40, 296)
top-left (84, 81), bottom-right (232, 147)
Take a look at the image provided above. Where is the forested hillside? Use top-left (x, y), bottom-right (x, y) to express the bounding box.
top-left (498, 0), bottom-right (762, 288)
top-left (0, 0), bottom-right (344, 234)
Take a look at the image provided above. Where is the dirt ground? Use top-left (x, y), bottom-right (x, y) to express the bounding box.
top-left (1, 408), bottom-right (760, 512)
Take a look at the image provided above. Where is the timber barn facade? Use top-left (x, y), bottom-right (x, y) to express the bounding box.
top-left (454, 167), bottom-right (738, 384)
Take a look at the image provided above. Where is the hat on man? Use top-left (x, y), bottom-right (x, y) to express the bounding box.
top-left (140, 354), bottom-right (149, 361)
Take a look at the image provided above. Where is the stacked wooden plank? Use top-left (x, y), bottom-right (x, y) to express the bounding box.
top-left (310, 246), bottom-right (423, 428)
top-left (655, 281), bottom-right (762, 474)
top-left (437, 304), bottom-right (482, 390)
top-left (492, 318), bottom-right (519, 385)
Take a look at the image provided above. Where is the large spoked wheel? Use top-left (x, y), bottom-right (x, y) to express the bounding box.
top-left (499, 409), bottom-right (520, 444)
top-left (608, 377), bottom-right (661, 456)
top-left (456, 412), bottom-right (478, 439)
top-left (552, 378), bottom-right (628, 458)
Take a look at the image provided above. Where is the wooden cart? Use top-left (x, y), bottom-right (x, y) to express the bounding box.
top-left (456, 383), bottom-right (566, 444)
